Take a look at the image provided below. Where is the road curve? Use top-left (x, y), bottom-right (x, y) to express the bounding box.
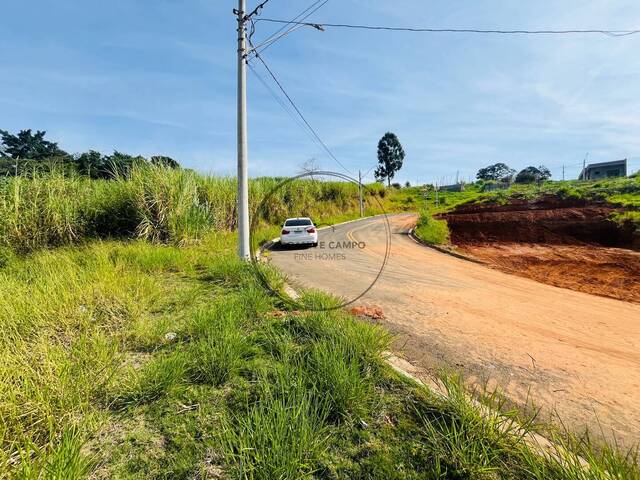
top-left (267, 214), bottom-right (640, 445)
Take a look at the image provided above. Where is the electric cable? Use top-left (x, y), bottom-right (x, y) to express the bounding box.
top-left (255, 18), bottom-right (640, 37)
top-left (251, 54), bottom-right (353, 176)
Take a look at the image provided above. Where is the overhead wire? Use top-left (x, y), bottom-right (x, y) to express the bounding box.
top-left (251, 53), bottom-right (353, 176)
top-left (361, 163), bottom-right (378, 180)
top-left (244, 2), bottom-right (350, 175)
top-left (255, 0), bottom-right (323, 46)
top-left (251, 1), bottom-right (329, 55)
top-left (248, 61), bottom-right (332, 161)
top-left (243, 0), bottom-right (271, 20)
top-left (245, 6), bottom-right (640, 179)
top-left (254, 18), bottom-right (640, 37)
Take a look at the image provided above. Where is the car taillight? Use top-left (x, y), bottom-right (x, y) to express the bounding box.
top-left (306, 227), bottom-right (316, 233)
top-left (281, 229), bottom-right (290, 235)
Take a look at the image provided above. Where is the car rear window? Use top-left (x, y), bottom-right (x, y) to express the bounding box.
top-left (284, 219), bottom-right (312, 227)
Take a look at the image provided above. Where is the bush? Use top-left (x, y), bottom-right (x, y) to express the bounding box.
top-left (414, 212), bottom-right (450, 245)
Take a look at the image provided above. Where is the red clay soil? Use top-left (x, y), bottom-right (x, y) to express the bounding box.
top-left (441, 196), bottom-right (640, 303)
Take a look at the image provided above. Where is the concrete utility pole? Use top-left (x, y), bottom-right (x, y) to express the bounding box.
top-left (358, 169), bottom-right (364, 217)
top-left (236, 0), bottom-right (250, 259)
top-left (562, 164), bottom-right (565, 181)
top-left (581, 152), bottom-right (589, 181)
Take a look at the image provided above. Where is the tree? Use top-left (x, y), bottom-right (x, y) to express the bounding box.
top-left (104, 151), bottom-right (146, 178)
top-left (0, 129), bottom-right (66, 160)
top-left (476, 163), bottom-right (515, 182)
top-left (515, 165), bottom-right (552, 184)
top-left (150, 156), bottom-right (180, 169)
top-left (76, 150), bottom-right (107, 178)
top-left (374, 132), bottom-right (405, 187)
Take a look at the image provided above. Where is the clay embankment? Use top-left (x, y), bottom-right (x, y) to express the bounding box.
top-left (441, 196), bottom-right (640, 302)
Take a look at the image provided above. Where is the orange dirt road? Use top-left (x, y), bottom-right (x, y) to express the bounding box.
top-left (267, 214), bottom-right (640, 446)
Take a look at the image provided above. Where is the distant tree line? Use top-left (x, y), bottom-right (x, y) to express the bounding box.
top-left (0, 129), bottom-right (179, 178)
top-left (476, 162), bottom-right (551, 184)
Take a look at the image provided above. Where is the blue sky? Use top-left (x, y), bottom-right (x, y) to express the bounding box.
top-left (1, 1), bottom-right (639, 184)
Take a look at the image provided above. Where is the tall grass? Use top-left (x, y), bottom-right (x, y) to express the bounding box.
top-left (1, 235), bottom-right (638, 478)
top-left (0, 167), bottom-right (389, 252)
top-left (414, 210), bottom-right (450, 245)
top-left (221, 367), bottom-right (330, 480)
top-left (2, 170), bottom-right (639, 478)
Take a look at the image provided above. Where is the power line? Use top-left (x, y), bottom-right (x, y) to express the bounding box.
top-left (252, 53), bottom-right (353, 176)
top-left (362, 163), bottom-right (378, 180)
top-left (244, 0), bottom-right (271, 20)
top-left (255, 18), bottom-right (640, 37)
top-left (251, 1), bottom-right (329, 55)
top-left (256, 0), bottom-right (323, 45)
top-left (248, 61), bottom-right (334, 162)
top-left (248, 62), bottom-right (306, 131)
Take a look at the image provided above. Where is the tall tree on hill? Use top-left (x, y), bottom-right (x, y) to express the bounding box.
top-left (0, 129), bottom-right (67, 160)
top-left (476, 163), bottom-right (516, 182)
top-left (375, 132), bottom-right (405, 187)
top-left (515, 165), bottom-right (552, 184)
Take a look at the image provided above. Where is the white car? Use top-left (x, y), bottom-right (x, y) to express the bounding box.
top-left (280, 217), bottom-right (318, 247)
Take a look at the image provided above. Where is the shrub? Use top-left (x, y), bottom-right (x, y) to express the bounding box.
top-left (414, 212), bottom-right (450, 245)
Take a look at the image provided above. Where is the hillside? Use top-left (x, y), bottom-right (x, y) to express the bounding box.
top-left (413, 176), bottom-right (640, 302)
top-left (1, 169), bottom-right (639, 478)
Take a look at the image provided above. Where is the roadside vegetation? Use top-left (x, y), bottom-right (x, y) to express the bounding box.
top-left (414, 212), bottom-right (450, 245)
top-left (0, 167), bottom-right (400, 254)
top-left (0, 154), bottom-right (639, 477)
top-left (483, 175), bottom-right (640, 208)
top-left (412, 175), bottom-right (640, 246)
top-left (2, 232), bottom-right (639, 479)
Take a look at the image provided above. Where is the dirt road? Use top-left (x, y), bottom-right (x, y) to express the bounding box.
top-left (267, 214), bottom-right (640, 445)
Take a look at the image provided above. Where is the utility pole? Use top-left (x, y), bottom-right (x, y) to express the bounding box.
top-left (562, 164), bottom-right (565, 181)
top-left (236, 0), bottom-right (250, 259)
top-left (358, 169), bottom-right (364, 217)
top-left (581, 152), bottom-right (589, 181)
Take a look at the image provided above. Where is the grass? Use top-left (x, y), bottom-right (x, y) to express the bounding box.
top-left (487, 176), bottom-right (640, 208)
top-left (1, 231), bottom-right (638, 479)
top-left (408, 176), bottom-right (640, 243)
top-left (221, 365), bottom-right (331, 479)
top-left (414, 211), bottom-right (450, 245)
top-left (412, 176), bottom-right (640, 214)
top-left (1, 170), bottom-right (639, 477)
top-left (0, 167), bottom-right (410, 254)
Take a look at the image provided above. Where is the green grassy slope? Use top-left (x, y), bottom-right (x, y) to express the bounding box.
top-left (1, 170), bottom-right (639, 477)
top-left (413, 176), bottom-right (640, 245)
top-left (1, 233), bottom-right (638, 479)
